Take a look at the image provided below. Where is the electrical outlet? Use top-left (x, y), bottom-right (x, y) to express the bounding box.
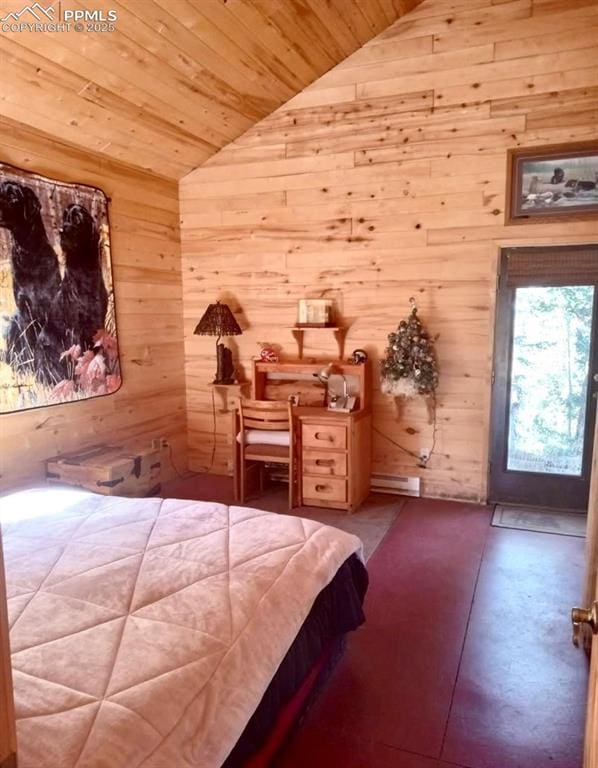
top-left (160, 437), bottom-right (169, 449)
top-left (152, 437), bottom-right (169, 450)
top-left (419, 448), bottom-right (430, 462)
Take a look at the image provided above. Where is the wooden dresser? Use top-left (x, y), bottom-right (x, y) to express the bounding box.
top-left (299, 407), bottom-right (371, 512)
top-left (252, 360), bottom-right (372, 513)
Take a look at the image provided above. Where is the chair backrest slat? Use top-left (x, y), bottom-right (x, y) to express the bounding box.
top-left (239, 398), bottom-right (292, 433)
top-left (242, 408), bottom-right (288, 423)
top-left (241, 398), bottom-right (290, 411)
top-left (243, 419), bottom-right (289, 430)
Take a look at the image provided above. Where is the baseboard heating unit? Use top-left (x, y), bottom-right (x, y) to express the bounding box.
top-left (371, 473), bottom-right (421, 497)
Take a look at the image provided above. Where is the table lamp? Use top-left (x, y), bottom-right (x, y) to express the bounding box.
top-left (315, 363), bottom-right (355, 411)
top-left (194, 301), bottom-right (242, 384)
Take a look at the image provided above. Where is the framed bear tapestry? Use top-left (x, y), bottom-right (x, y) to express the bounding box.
top-left (0, 163), bottom-right (121, 413)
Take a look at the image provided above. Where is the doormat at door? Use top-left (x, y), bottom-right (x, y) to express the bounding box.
top-left (492, 505), bottom-right (586, 538)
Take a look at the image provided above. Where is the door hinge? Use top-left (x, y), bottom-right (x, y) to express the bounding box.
top-left (491, 369), bottom-right (496, 385)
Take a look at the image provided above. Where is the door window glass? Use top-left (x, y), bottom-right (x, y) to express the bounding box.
top-left (507, 285), bottom-right (594, 476)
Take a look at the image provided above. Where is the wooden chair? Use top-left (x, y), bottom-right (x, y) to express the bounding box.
top-left (233, 398), bottom-right (296, 510)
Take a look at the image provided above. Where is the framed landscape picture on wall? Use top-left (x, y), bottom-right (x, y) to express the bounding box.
top-left (0, 163), bottom-right (121, 413)
top-left (506, 141), bottom-right (598, 224)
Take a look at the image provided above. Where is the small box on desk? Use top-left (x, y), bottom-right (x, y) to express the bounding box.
top-left (46, 444), bottom-right (162, 497)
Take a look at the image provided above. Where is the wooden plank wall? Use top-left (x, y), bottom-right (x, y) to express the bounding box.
top-left (180, 0), bottom-right (598, 502)
top-left (0, 118), bottom-right (187, 491)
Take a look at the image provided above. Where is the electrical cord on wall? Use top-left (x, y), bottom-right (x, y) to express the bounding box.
top-left (162, 386), bottom-right (217, 480)
top-left (373, 394), bottom-right (438, 469)
top-left (425, 401), bottom-right (439, 469)
top-left (165, 440), bottom-right (187, 479)
top-left (206, 386), bottom-right (217, 473)
top-left (373, 426), bottom-right (422, 462)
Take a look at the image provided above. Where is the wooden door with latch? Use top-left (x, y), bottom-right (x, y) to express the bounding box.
top-left (489, 246), bottom-right (598, 511)
top-left (572, 402), bottom-right (598, 767)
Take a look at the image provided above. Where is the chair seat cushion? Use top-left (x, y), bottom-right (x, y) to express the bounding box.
top-left (237, 429), bottom-right (290, 446)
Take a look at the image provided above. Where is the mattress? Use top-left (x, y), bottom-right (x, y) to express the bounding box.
top-left (0, 487), bottom-right (364, 768)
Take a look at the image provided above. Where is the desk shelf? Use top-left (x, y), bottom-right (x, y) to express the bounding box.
top-left (253, 359), bottom-right (371, 412)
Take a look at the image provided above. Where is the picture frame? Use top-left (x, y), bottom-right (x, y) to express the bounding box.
top-left (505, 141), bottom-right (598, 224)
top-left (296, 298), bottom-right (334, 327)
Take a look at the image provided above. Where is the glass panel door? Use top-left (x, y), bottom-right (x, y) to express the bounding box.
top-left (489, 248), bottom-right (598, 511)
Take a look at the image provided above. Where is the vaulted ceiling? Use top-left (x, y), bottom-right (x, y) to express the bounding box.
top-left (0, 0), bottom-right (423, 179)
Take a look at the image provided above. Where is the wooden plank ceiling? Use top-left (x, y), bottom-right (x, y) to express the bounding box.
top-left (0, 0), bottom-right (423, 179)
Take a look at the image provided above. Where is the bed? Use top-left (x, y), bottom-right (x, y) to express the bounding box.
top-left (0, 487), bottom-right (367, 768)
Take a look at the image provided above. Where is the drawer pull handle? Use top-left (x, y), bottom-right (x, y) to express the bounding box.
top-left (315, 459), bottom-right (335, 467)
top-left (315, 432), bottom-right (334, 442)
top-left (315, 484), bottom-right (329, 492)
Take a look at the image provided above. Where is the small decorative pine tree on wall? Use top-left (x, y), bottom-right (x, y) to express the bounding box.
top-left (379, 298), bottom-right (439, 469)
top-left (380, 297), bottom-right (439, 398)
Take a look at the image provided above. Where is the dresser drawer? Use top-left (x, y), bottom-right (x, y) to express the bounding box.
top-left (302, 450), bottom-right (347, 477)
top-left (302, 476), bottom-right (347, 503)
top-left (302, 423), bottom-right (347, 450)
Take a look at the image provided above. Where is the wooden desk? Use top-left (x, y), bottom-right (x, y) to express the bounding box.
top-left (250, 360), bottom-right (372, 513)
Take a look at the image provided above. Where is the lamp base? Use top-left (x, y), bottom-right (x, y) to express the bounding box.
top-left (215, 342), bottom-right (235, 386)
top-left (327, 396), bottom-right (356, 413)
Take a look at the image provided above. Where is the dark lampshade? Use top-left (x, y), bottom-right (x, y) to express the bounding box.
top-left (194, 301), bottom-right (242, 385)
top-left (193, 301), bottom-right (242, 338)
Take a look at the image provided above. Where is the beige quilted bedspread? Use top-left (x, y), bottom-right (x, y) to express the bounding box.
top-left (0, 488), bottom-right (362, 768)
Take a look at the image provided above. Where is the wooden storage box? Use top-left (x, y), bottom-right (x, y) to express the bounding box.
top-left (46, 444), bottom-right (162, 497)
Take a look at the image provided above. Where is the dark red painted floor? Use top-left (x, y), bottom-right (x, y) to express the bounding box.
top-left (162, 476), bottom-right (588, 768)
